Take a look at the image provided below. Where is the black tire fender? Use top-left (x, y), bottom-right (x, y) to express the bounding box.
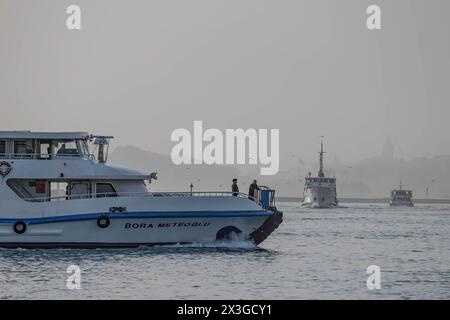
top-left (13, 221), bottom-right (27, 234)
top-left (216, 226), bottom-right (242, 241)
top-left (97, 215), bottom-right (110, 229)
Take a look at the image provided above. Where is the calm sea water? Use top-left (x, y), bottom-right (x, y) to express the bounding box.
top-left (1, 202), bottom-right (450, 300)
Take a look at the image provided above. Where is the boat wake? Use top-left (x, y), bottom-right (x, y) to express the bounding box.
top-left (0, 239), bottom-right (258, 252)
top-left (164, 240), bottom-right (257, 250)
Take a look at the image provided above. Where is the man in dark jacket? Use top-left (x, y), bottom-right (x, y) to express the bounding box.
top-left (248, 179), bottom-right (260, 200)
top-left (232, 178), bottom-right (239, 196)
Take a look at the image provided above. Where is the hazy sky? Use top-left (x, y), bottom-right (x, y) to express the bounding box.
top-left (1, 0), bottom-right (449, 169)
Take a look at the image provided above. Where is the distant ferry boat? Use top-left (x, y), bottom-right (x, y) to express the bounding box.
top-left (301, 140), bottom-right (338, 208)
top-left (0, 131), bottom-right (283, 248)
top-left (389, 181), bottom-right (414, 207)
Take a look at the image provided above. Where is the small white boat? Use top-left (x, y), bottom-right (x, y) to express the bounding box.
top-left (301, 139), bottom-right (338, 208)
top-left (0, 131), bottom-right (282, 248)
top-left (389, 181), bottom-right (414, 207)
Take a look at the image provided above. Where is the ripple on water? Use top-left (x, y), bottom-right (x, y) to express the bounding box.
top-left (1, 202), bottom-right (450, 299)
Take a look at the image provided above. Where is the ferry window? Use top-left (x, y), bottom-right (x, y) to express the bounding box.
top-left (0, 140), bottom-right (5, 157)
top-left (7, 179), bottom-right (47, 201)
top-left (14, 140), bottom-right (35, 159)
top-left (38, 140), bottom-right (52, 159)
top-left (96, 183), bottom-right (117, 198)
top-left (50, 182), bottom-right (69, 201)
top-left (78, 140), bottom-right (90, 156)
top-left (54, 141), bottom-right (80, 157)
top-left (71, 182), bottom-right (91, 199)
top-left (35, 181), bottom-right (47, 194)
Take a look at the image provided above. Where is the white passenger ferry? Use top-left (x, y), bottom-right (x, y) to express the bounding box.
top-left (389, 181), bottom-right (414, 207)
top-left (0, 131), bottom-right (282, 248)
top-left (301, 140), bottom-right (338, 208)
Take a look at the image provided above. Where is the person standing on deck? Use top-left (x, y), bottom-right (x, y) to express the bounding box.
top-left (248, 179), bottom-right (260, 201)
top-left (232, 178), bottom-right (239, 196)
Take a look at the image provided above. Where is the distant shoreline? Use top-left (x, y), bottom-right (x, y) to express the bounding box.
top-left (278, 197), bottom-right (450, 204)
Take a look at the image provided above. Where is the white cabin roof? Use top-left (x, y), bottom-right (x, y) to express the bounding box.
top-left (4, 160), bottom-right (150, 180)
top-left (0, 131), bottom-right (90, 140)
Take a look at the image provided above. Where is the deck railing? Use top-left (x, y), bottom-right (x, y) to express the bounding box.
top-left (0, 153), bottom-right (95, 160)
top-left (22, 191), bottom-right (262, 206)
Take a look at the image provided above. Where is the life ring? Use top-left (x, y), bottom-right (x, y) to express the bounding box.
top-left (0, 161), bottom-right (12, 177)
top-left (97, 215), bottom-right (110, 229)
top-left (13, 221), bottom-right (27, 234)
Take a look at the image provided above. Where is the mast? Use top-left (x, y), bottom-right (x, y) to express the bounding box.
top-left (318, 137), bottom-right (325, 178)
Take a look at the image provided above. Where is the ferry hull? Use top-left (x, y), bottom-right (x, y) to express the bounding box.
top-left (301, 187), bottom-right (338, 209)
top-left (389, 201), bottom-right (414, 207)
top-left (0, 214), bottom-right (280, 248)
top-left (0, 196), bottom-right (283, 248)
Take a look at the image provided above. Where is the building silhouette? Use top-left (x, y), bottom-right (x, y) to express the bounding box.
top-left (382, 136), bottom-right (394, 162)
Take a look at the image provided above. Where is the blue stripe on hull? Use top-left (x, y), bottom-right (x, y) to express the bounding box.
top-left (0, 210), bottom-right (270, 225)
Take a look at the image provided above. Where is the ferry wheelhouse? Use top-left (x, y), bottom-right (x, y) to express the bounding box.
top-left (0, 131), bottom-right (282, 248)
